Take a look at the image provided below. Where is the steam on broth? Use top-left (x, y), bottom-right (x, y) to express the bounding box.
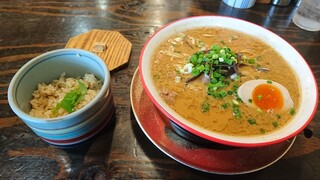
top-left (151, 27), bottom-right (300, 136)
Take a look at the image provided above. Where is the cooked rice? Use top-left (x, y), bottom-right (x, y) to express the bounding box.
top-left (29, 73), bottom-right (102, 118)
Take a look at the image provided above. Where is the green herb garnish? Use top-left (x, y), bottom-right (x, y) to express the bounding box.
top-left (247, 118), bottom-right (257, 125)
top-left (153, 74), bottom-right (160, 80)
top-left (272, 121), bottom-right (279, 128)
top-left (257, 95), bottom-right (263, 101)
top-left (52, 80), bottom-right (87, 115)
top-left (201, 101), bottom-right (210, 112)
top-left (221, 103), bottom-right (229, 109)
top-left (290, 108), bottom-right (296, 115)
top-left (232, 103), bottom-right (242, 119)
top-left (248, 58), bottom-right (255, 64)
top-left (185, 45), bottom-right (258, 119)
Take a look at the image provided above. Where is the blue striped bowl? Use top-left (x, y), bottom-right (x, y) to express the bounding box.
top-left (8, 48), bottom-right (115, 146)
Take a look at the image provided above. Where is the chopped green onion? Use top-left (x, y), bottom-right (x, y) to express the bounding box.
top-left (219, 76), bottom-right (225, 81)
top-left (197, 64), bottom-right (205, 72)
top-left (191, 54), bottom-right (198, 64)
top-left (232, 99), bottom-right (240, 106)
top-left (272, 121), bottom-right (279, 127)
top-left (257, 95), bottom-right (263, 101)
top-left (255, 64), bottom-right (262, 69)
top-left (211, 44), bottom-right (220, 51)
top-left (290, 108), bottom-right (296, 115)
top-left (247, 118), bottom-right (257, 125)
top-left (186, 44), bottom-right (247, 118)
top-left (235, 97), bottom-right (242, 103)
top-left (221, 103), bottom-right (229, 109)
top-left (201, 101), bottom-right (210, 112)
top-left (219, 90), bottom-right (227, 98)
top-left (248, 58), bottom-right (255, 64)
top-left (233, 105), bottom-right (242, 119)
top-left (212, 54), bottom-right (219, 59)
top-left (213, 71), bottom-right (221, 78)
top-left (257, 108), bottom-right (263, 113)
top-left (153, 74), bottom-right (160, 80)
top-left (192, 68), bottom-right (201, 76)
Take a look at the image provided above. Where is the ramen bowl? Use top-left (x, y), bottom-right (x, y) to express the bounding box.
top-left (139, 16), bottom-right (318, 147)
top-left (8, 48), bottom-right (115, 146)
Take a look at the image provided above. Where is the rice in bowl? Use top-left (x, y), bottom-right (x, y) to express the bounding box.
top-left (29, 73), bottom-right (102, 118)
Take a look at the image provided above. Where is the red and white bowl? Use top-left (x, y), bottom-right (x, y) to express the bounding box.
top-left (139, 16), bottom-right (318, 147)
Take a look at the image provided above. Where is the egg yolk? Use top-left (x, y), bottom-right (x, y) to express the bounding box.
top-left (252, 84), bottom-right (284, 110)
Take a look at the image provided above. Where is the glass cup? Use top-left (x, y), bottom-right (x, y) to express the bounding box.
top-left (223, 0), bottom-right (256, 9)
top-left (292, 0), bottom-right (320, 31)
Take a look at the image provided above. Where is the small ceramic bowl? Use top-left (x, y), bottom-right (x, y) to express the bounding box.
top-left (139, 16), bottom-right (318, 147)
top-left (8, 48), bottom-right (115, 146)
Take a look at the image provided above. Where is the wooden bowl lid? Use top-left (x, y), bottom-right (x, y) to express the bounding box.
top-left (65, 29), bottom-right (132, 72)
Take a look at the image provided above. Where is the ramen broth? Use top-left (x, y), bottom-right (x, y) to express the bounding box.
top-left (151, 27), bottom-right (300, 136)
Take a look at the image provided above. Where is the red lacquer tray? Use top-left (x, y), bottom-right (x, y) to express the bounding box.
top-left (130, 68), bottom-right (295, 174)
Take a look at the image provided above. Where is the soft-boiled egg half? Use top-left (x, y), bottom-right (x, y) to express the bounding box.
top-left (237, 79), bottom-right (294, 111)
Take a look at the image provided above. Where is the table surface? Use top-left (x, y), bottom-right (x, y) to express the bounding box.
top-left (0, 0), bottom-right (319, 179)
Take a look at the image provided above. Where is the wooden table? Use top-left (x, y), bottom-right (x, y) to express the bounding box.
top-left (0, 0), bottom-right (319, 179)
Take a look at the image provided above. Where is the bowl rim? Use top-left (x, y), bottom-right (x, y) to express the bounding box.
top-left (8, 48), bottom-right (110, 123)
top-left (139, 15), bottom-right (319, 147)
